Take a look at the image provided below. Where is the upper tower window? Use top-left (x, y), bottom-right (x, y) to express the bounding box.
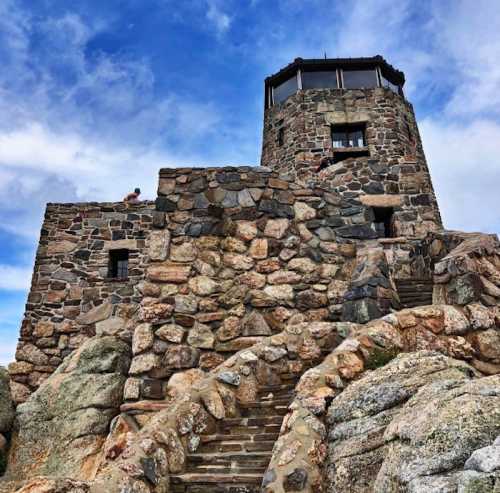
top-left (302, 70), bottom-right (338, 90)
top-left (342, 69), bottom-right (378, 89)
top-left (380, 74), bottom-right (400, 94)
top-left (273, 75), bottom-right (298, 104)
top-left (332, 123), bottom-right (366, 148)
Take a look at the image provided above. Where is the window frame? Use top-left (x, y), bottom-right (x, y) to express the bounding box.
top-left (340, 68), bottom-right (379, 90)
top-left (272, 72), bottom-right (299, 105)
top-left (267, 64), bottom-right (403, 107)
top-left (331, 123), bottom-right (367, 149)
top-left (107, 249), bottom-right (129, 280)
top-left (301, 69), bottom-right (340, 90)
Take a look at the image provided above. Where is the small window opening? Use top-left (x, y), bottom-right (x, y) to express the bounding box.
top-left (277, 127), bottom-right (285, 146)
top-left (373, 207), bottom-right (394, 238)
top-left (332, 123), bottom-right (366, 148)
top-left (108, 249), bottom-right (129, 279)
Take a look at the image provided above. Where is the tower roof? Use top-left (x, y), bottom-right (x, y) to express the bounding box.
top-left (265, 55), bottom-right (405, 89)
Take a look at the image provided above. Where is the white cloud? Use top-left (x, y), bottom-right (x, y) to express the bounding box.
top-left (0, 265), bottom-right (32, 291)
top-left (0, 2), bottom-right (246, 243)
top-left (421, 118), bottom-right (500, 235)
top-left (206, 0), bottom-right (232, 35)
top-left (429, 0), bottom-right (500, 117)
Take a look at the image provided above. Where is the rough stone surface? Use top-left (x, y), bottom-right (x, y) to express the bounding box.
top-left (324, 352), bottom-right (500, 492)
top-left (5, 336), bottom-right (130, 482)
top-left (6, 59), bottom-right (500, 493)
top-left (0, 368), bottom-right (14, 434)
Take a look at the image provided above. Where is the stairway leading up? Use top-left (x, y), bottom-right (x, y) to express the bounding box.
top-left (396, 278), bottom-right (434, 309)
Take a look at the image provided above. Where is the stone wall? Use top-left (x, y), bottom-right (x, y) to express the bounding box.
top-left (10, 201), bottom-right (155, 403)
top-left (124, 166), bottom-right (362, 408)
top-left (261, 87), bottom-right (442, 237)
top-left (11, 166), bottom-right (443, 408)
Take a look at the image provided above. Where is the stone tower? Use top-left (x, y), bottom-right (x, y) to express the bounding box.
top-left (261, 56), bottom-right (442, 238)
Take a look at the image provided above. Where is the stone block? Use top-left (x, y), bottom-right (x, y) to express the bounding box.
top-left (148, 230), bottom-right (171, 261)
top-left (147, 263), bottom-right (191, 283)
top-left (164, 345), bottom-right (200, 369)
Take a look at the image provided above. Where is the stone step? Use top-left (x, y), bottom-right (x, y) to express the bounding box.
top-left (170, 473), bottom-right (263, 489)
top-left (188, 452), bottom-right (272, 465)
top-left (186, 465), bottom-right (267, 475)
top-left (170, 483), bottom-right (261, 493)
top-left (398, 293), bottom-right (433, 300)
top-left (218, 416), bottom-right (284, 428)
top-left (240, 405), bottom-right (288, 417)
top-left (398, 292), bottom-right (433, 298)
top-left (396, 278), bottom-right (433, 309)
top-left (217, 424), bottom-right (282, 436)
top-left (240, 398), bottom-right (291, 407)
top-left (199, 440), bottom-right (275, 454)
top-left (397, 286), bottom-right (433, 291)
top-left (199, 432), bottom-right (279, 444)
top-left (170, 379), bottom-right (297, 491)
top-left (257, 383), bottom-right (297, 395)
top-left (401, 301), bottom-right (433, 309)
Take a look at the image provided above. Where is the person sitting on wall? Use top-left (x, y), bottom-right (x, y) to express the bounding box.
top-left (124, 188), bottom-right (141, 205)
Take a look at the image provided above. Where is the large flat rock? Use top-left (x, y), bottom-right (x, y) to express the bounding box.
top-left (5, 337), bottom-right (130, 482)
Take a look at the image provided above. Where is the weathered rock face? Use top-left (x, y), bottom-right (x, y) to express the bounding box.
top-left (0, 367), bottom-right (14, 476)
top-left (0, 368), bottom-right (14, 436)
top-left (325, 352), bottom-right (500, 492)
top-left (5, 337), bottom-right (130, 482)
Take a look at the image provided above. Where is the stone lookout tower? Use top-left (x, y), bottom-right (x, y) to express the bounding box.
top-left (261, 56), bottom-right (442, 238)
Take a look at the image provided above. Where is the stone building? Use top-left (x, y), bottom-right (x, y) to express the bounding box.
top-left (11, 56), bottom-right (443, 402)
top-left (3, 57), bottom-right (499, 493)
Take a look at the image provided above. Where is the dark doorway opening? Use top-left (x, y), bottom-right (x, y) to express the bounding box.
top-left (108, 249), bottom-right (129, 279)
top-left (373, 207), bottom-right (394, 238)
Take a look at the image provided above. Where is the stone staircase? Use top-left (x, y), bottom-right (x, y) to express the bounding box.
top-left (170, 380), bottom-right (297, 493)
top-left (395, 278), bottom-right (433, 309)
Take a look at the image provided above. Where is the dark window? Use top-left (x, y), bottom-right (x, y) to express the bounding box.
top-left (277, 127), bottom-right (285, 146)
top-left (108, 249), bottom-right (129, 279)
top-left (273, 75), bottom-right (298, 104)
top-left (373, 207), bottom-right (394, 238)
top-left (381, 74), bottom-right (400, 93)
top-left (302, 70), bottom-right (338, 89)
top-left (332, 123), bottom-right (366, 148)
top-left (342, 69), bottom-right (378, 89)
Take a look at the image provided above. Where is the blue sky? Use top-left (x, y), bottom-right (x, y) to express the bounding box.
top-left (1, 0), bottom-right (500, 365)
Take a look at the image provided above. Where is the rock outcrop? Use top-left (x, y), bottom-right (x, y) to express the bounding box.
top-left (326, 352), bottom-right (500, 492)
top-left (0, 368), bottom-right (14, 475)
top-left (4, 337), bottom-right (130, 484)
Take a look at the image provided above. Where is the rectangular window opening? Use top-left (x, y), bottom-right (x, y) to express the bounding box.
top-left (373, 207), bottom-right (394, 238)
top-left (342, 69), bottom-right (378, 89)
top-left (302, 70), bottom-right (339, 90)
top-left (108, 249), bottom-right (129, 279)
top-left (273, 74), bottom-right (298, 104)
top-left (332, 123), bottom-right (367, 149)
top-left (277, 127), bottom-right (285, 146)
